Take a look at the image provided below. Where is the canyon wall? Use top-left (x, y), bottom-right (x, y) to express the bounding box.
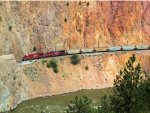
top-left (0, 1), bottom-right (149, 60)
top-left (0, 1), bottom-right (150, 112)
top-left (0, 51), bottom-right (150, 112)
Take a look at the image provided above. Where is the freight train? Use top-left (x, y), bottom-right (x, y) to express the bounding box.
top-left (22, 45), bottom-right (150, 61)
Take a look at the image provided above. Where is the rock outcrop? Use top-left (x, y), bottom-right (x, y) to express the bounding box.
top-left (0, 1), bottom-right (149, 60)
top-left (0, 1), bottom-right (150, 112)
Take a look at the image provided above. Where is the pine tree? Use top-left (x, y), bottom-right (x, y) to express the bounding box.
top-left (100, 95), bottom-right (114, 113)
top-left (65, 96), bottom-right (93, 113)
top-left (110, 54), bottom-right (145, 113)
top-left (140, 72), bottom-right (150, 112)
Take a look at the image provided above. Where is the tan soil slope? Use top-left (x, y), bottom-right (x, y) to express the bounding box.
top-left (0, 1), bottom-right (150, 60)
top-left (0, 51), bottom-right (149, 112)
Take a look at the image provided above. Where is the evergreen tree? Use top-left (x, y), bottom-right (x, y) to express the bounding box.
top-left (140, 72), bottom-right (150, 112)
top-left (65, 54), bottom-right (150, 113)
top-left (110, 54), bottom-right (146, 113)
top-left (100, 95), bottom-right (114, 113)
top-left (65, 96), bottom-right (93, 113)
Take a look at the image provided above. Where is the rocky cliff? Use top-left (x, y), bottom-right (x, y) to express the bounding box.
top-left (0, 1), bottom-right (149, 60)
top-left (0, 1), bottom-right (150, 112)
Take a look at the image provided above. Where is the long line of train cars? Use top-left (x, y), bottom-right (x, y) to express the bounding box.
top-left (22, 45), bottom-right (150, 61)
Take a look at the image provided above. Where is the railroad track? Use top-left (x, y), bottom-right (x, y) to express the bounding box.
top-left (18, 49), bottom-right (150, 66)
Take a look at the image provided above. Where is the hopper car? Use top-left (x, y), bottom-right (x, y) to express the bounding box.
top-left (136, 45), bottom-right (149, 50)
top-left (94, 47), bottom-right (109, 52)
top-left (80, 48), bottom-right (94, 53)
top-left (121, 45), bottom-right (135, 51)
top-left (108, 46), bottom-right (122, 51)
top-left (66, 49), bottom-right (81, 55)
top-left (22, 45), bottom-right (150, 61)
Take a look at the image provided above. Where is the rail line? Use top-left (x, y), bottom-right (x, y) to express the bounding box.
top-left (18, 49), bottom-right (150, 66)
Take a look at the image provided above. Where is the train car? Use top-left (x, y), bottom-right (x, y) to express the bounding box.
top-left (45, 52), bottom-right (54, 57)
top-left (80, 48), bottom-right (94, 53)
top-left (94, 47), bottom-right (109, 52)
top-left (66, 49), bottom-right (81, 55)
top-left (108, 46), bottom-right (122, 51)
top-left (22, 53), bottom-right (44, 61)
top-left (52, 50), bottom-right (66, 56)
top-left (136, 45), bottom-right (149, 50)
top-left (45, 50), bottom-right (66, 57)
top-left (121, 45), bottom-right (135, 51)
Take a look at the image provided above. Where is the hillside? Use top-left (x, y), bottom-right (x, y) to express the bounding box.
top-left (0, 1), bottom-right (150, 112)
top-left (0, 1), bottom-right (149, 60)
top-left (0, 51), bottom-right (150, 112)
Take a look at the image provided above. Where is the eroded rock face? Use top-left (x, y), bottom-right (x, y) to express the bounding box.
top-left (0, 1), bottom-right (149, 60)
top-left (0, 1), bottom-right (149, 112)
top-left (0, 55), bottom-right (29, 111)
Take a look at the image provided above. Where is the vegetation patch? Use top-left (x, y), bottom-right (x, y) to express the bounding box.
top-left (86, 2), bottom-right (90, 6)
top-left (78, 1), bottom-right (82, 5)
top-left (42, 60), bottom-right (47, 65)
top-left (65, 96), bottom-right (94, 113)
top-left (70, 54), bottom-right (80, 65)
top-left (23, 67), bottom-right (39, 81)
top-left (66, 2), bottom-right (69, 6)
top-left (33, 46), bottom-right (37, 51)
top-left (47, 59), bottom-right (59, 73)
top-left (85, 65), bottom-right (89, 70)
top-left (77, 29), bottom-right (81, 33)
top-left (65, 54), bottom-right (150, 113)
top-left (9, 26), bottom-right (12, 31)
top-left (64, 17), bottom-right (67, 22)
top-left (0, 16), bottom-right (2, 22)
top-left (13, 76), bottom-right (16, 80)
top-left (59, 57), bottom-right (64, 61)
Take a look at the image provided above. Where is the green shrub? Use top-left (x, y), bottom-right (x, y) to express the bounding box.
top-left (85, 65), bottom-right (89, 70)
top-left (18, 82), bottom-right (21, 86)
top-left (78, 1), bottom-right (81, 5)
top-left (9, 26), bottom-right (12, 31)
top-left (64, 17), bottom-right (67, 22)
top-left (87, 2), bottom-right (90, 6)
top-left (70, 54), bottom-right (80, 65)
top-left (0, 16), bottom-right (2, 22)
top-left (53, 67), bottom-right (58, 73)
top-left (46, 62), bottom-right (51, 68)
top-left (42, 60), bottom-right (47, 64)
top-left (46, 59), bottom-right (58, 73)
top-left (33, 46), bottom-right (36, 51)
top-left (66, 2), bottom-right (69, 6)
top-left (13, 76), bottom-right (16, 80)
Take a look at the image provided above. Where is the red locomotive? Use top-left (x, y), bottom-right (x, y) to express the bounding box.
top-left (22, 50), bottom-right (66, 61)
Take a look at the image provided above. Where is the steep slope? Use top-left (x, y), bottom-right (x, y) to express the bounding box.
top-left (0, 1), bottom-right (149, 60)
top-left (0, 51), bottom-right (149, 112)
